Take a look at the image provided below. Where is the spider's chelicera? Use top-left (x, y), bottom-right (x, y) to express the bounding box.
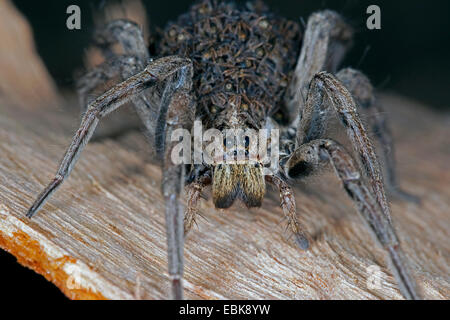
top-left (26, 0), bottom-right (421, 299)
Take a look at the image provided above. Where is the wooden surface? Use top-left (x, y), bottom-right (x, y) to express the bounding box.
top-left (0, 0), bottom-right (448, 300)
top-left (0, 92), bottom-right (449, 299)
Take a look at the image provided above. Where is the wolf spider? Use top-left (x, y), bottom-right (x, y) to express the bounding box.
top-left (26, 1), bottom-right (421, 299)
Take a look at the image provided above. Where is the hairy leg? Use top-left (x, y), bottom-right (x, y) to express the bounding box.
top-left (26, 56), bottom-right (190, 217)
top-left (285, 10), bottom-right (353, 123)
top-left (78, 19), bottom-right (163, 143)
top-left (78, 19), bottom-right (148, 108)
top-left (184, 173), bottom-right (211, 236)
top-left (296, 72), bottom-right (391, 228)
top-left (283, 139), bottom-right (421, 299)
top-left (76, 55), bottom-right (145, 109)
top-left (82, 20), bottom-right (194, 299)
top-left (76, 54), bottom-right (163, 144)
top-left (93, 19), bottom-right (149, 61)
top-left (265, 175), bottom-right (310, 250)
top-left (149, 58), bottom-right (195, 300)
top-left (26, 55), bottom-right (194, 300)
top-left (336, 68), bottom-right (419, 203)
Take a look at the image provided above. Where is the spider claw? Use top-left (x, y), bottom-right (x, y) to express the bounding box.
top-left (25, 208), bottom-right (35, 219)
top-left (26, 176), bottom-right (63, 219)
top-left (295, 232), bottom-right (310, 250)
top-left (26, 196), bottom-right (45, 219)
top-left (387, 246), bottom-right (422, 300)
top-left (197, 211), bottom-right (208, 222)
top-left (170, 277), bottom-right (183, 300)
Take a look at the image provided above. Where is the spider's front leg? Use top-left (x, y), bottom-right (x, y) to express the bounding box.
top-left (76, 55), bottom-right (145, 110)
top-left (297, 72), bottom-right (391, 224)
top-left (77, 19), bottom-right (149, 109)
top-left (287, 10), bottom-right (416, 204)
top-left (184, 170), bottom-right (211, 236)
top-left (283, 139), bottom-right (420, 299)
top-left (265, 175), bottom-right (310, 250)
top-left (336, 69), bottom-right (419, 203)
top-left (288, 72), bottom-right (421, 299)
top-left (26, 55), bottom-right (195, 300)
top-left (160, 77), bottom-right (196, 300)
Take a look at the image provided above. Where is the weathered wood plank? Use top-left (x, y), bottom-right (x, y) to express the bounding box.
top-left (0, 92), bottom-right (449, 300)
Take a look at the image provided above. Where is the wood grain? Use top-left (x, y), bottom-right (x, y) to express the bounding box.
top-left (0, 92), bottom-right (449, 300)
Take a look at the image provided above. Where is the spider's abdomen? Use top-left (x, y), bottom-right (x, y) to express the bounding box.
top-left (157, 0), bottom-right (301, 129)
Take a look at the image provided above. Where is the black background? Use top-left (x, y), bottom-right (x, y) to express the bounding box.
top-left (2, 0), bottom-right (449, 301)
top-left (13, 0), bottom-right (450, 110)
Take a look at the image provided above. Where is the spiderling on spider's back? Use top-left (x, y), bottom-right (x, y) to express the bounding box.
top-left (157, 0), bottom-right (301, 129)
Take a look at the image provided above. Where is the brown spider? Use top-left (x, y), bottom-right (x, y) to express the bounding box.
top-left (26, 0), bottom-right (421, 299)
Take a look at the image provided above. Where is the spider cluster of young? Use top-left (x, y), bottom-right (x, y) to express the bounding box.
top-left (26, 0), bottom-right (421, 299)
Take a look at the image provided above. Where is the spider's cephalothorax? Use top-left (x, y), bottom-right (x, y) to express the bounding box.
top-left (26, 0), bottom-right (422, 300)
top-left (158, 1), bottom-right (301, 208)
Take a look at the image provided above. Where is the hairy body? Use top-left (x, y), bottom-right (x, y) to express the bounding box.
top-left (158, 1), bottom-right (300, 129)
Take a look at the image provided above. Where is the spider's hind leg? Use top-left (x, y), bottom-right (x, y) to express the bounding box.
top-left (76, 54), bottom-right (145, 110)
top-left (78, 18), bottom-right (149, 108)
top-left (78, 19), bottom-right (164, 145)
top-left (336, 68), bottom-right (420, 203)
top-left (92, 19), bottom-right (149, 62)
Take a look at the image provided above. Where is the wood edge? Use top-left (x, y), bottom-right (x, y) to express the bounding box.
top-left (0, 206), bottom-right (110, 300)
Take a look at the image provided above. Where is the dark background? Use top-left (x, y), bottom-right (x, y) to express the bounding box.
top-left (13, 0), bottom-right (450, 110)
top-left (3, 0), bottom-right (449, 301)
